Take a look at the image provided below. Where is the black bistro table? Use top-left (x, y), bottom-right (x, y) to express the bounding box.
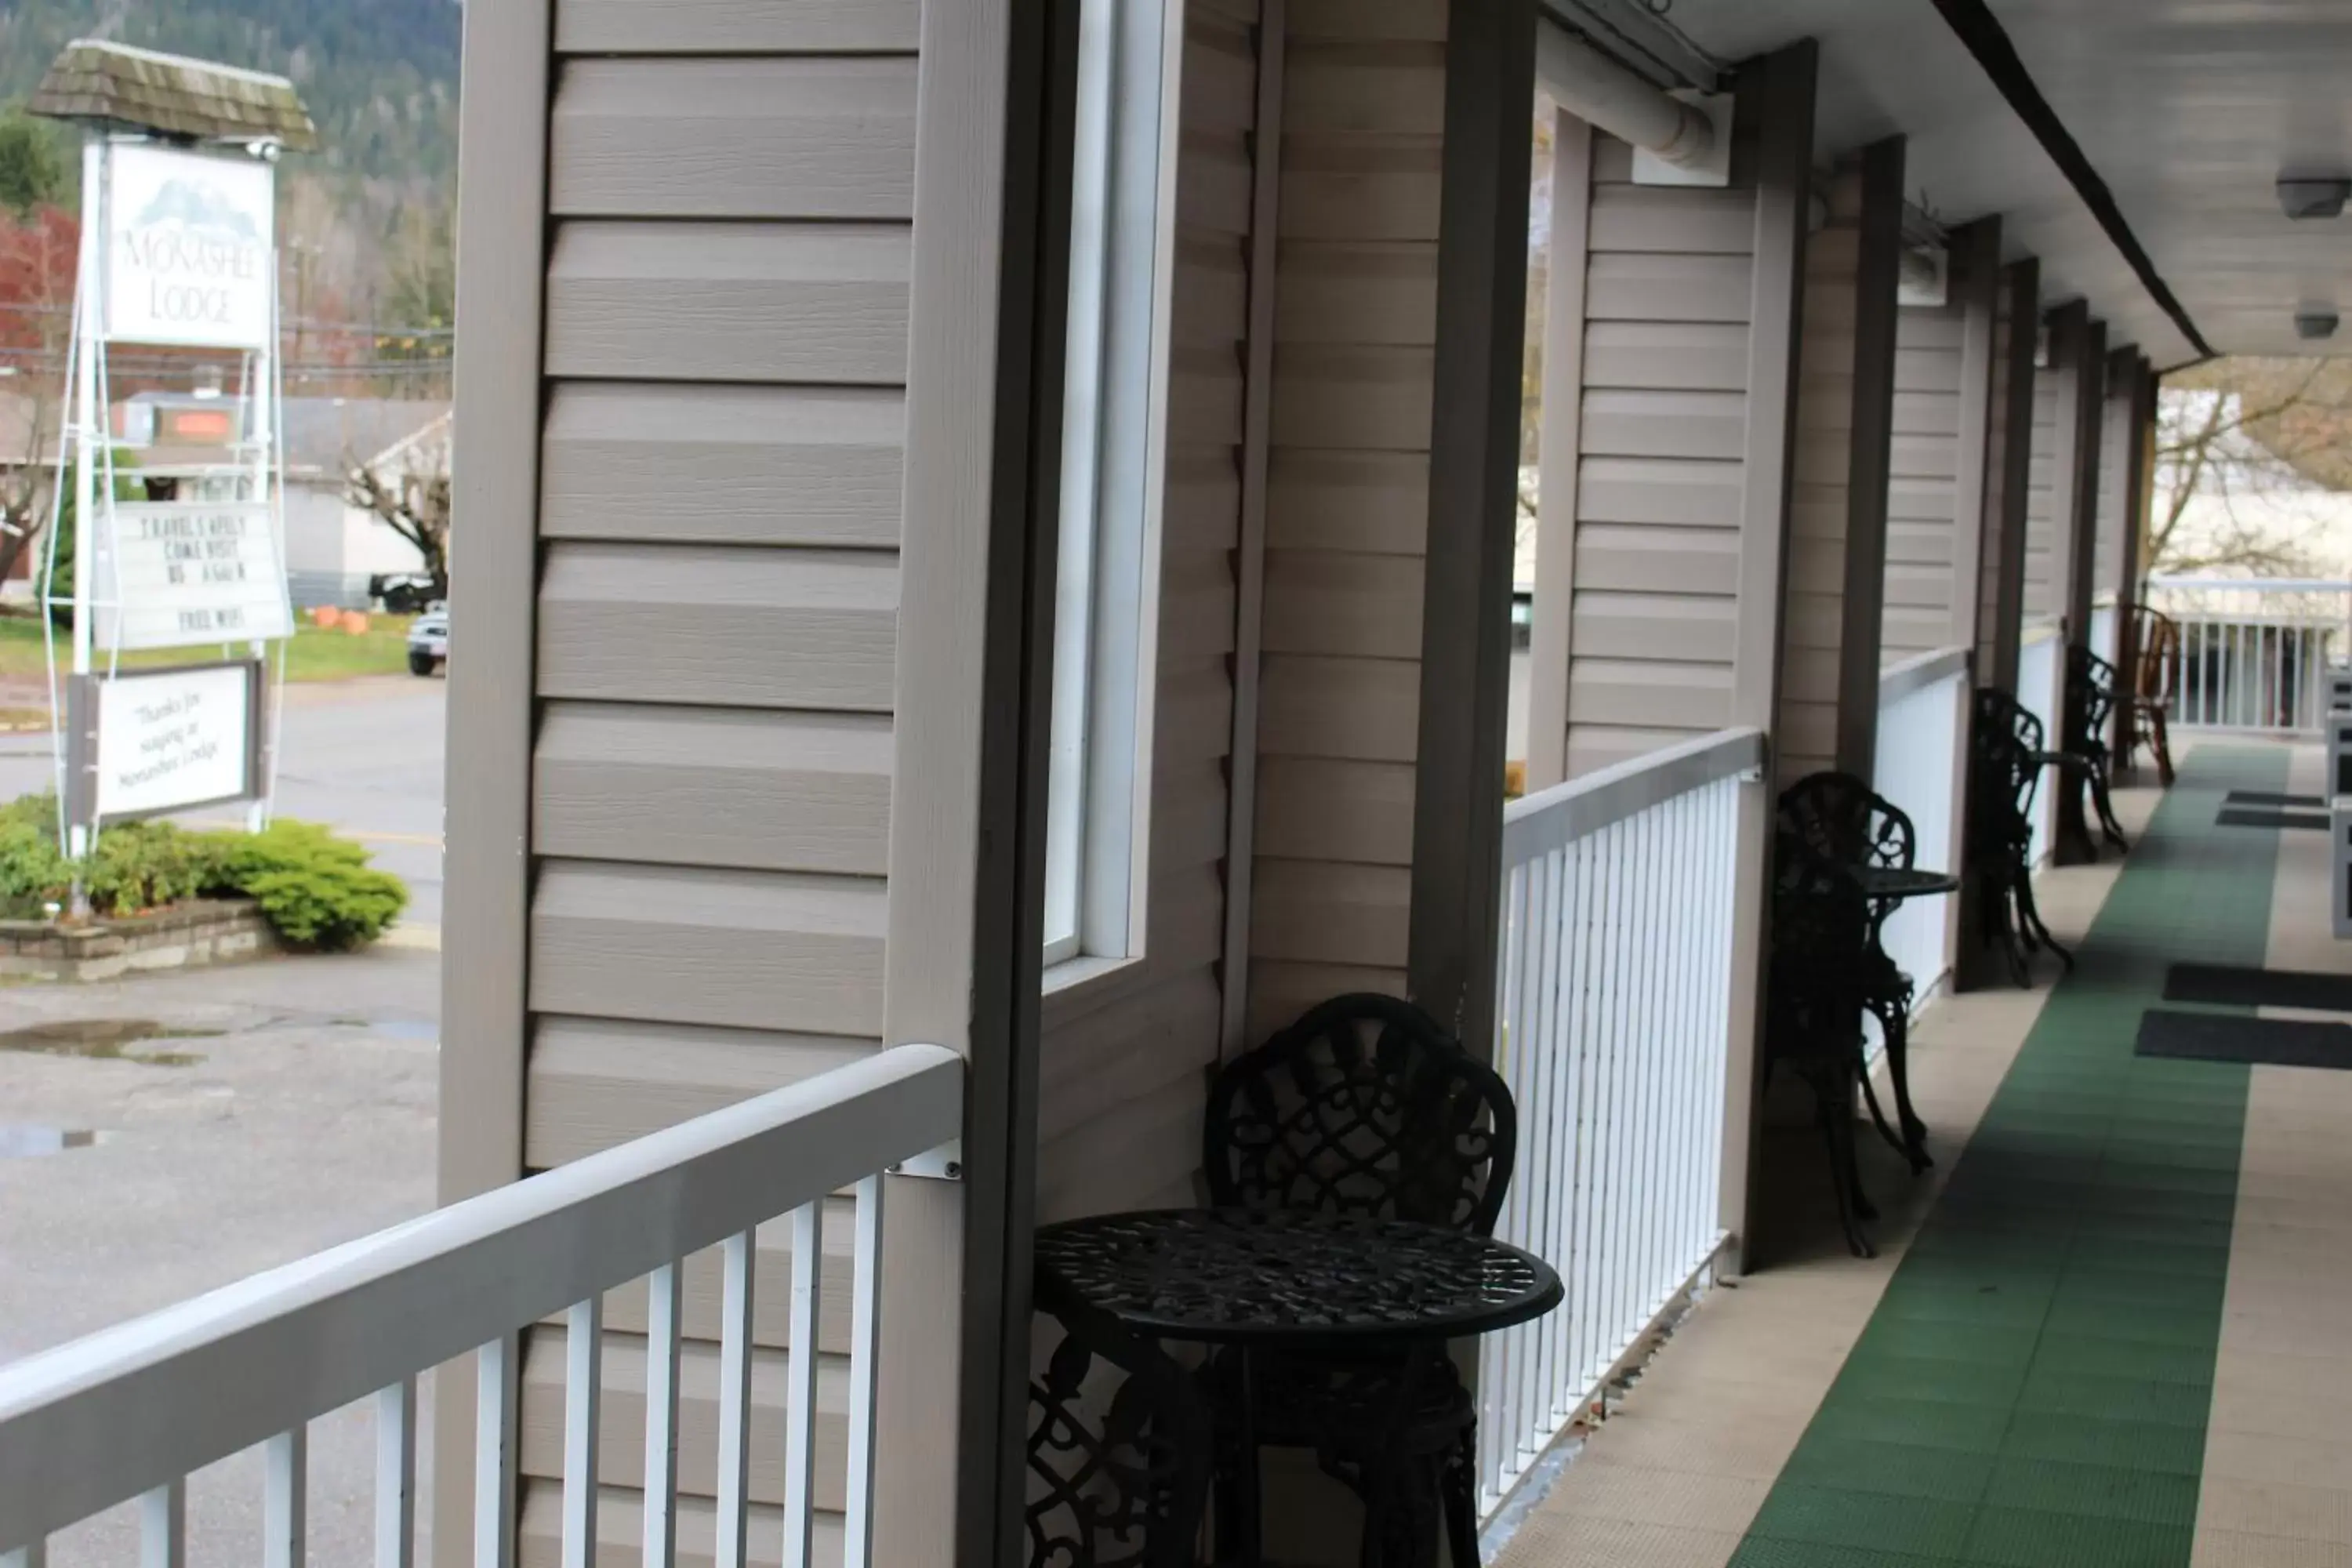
top-left (1035, 1207), bottom-right (1562, 1566)
top-left (1847, 864), bottom-right (1960, 904)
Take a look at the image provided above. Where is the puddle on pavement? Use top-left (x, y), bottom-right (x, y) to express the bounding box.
top-left (0, 1018), bottom-right (216, 1067)
top-left (0, 1125), bottom-right (99, 1158)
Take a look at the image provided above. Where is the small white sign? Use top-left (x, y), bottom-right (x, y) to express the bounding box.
top-left (89, 662), bottom-right (260, 821)
top-left (105, 143), bottom-right (275, 350)
top-left (97, 501), bottom-right (294, 651)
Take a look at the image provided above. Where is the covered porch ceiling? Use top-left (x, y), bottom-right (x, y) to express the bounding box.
top-left (1580, 0), bottom-right (2352, 368)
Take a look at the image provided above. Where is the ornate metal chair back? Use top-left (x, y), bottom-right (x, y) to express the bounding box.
top-left (1203, 993), bottom-right (1516, 1236)
top-left (1775, 770), bottom-right (1916, 877)
top-left (2067, 644), bottom-right (2120, 759)
top-left (1027, 1282), bottom-right (1214, 1568)
top-left (1766, 833), bottom-right (1874, 1062)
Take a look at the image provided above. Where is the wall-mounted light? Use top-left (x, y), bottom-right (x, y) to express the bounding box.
top-left (2296, 307), bottom-right (2340, 341)
top-left (2278, 175), bottom-right (2351, 220)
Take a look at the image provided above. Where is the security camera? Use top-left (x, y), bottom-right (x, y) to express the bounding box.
top-left (2278, 176), bottom-right (2350, 220)
top-left (2296, 308), bottom-right (2340, 341)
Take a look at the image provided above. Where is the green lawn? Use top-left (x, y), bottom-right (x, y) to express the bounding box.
top-left (0, 611), bottom-right (418, 684)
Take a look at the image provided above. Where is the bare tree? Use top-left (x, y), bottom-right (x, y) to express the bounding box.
top-left (0, 207), bottom-right (76, 594)
top-left (343, 417), bottom-right (452, 591)
top-left (2151, 358), bottom-right (2352, 575)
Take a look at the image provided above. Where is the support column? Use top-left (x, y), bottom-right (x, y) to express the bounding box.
top-left (1773, 135), bottom-right (1905, 784)
top-left (1956, 253), bottom-right (2039, 991)
top-left (2113, 356), bottom-right (2157, 745)
top-left (1721, 40), bottom-right (1818, 1272)
top-left (1406, 0), bottom-right (1537, 1054)
top-left (1976, 259), bottom-right (2038, 697)
top-left (2054, 307), bottom-right (2107, 864)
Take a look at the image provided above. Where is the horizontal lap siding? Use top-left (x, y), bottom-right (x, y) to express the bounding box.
top-left (1883, 307), bottom-right (1965, 659)
top-left (1036, 0), bottom-right (1259, 1224)
top-left (1249, 2), bottom-right (1446, 1043)
top-left (1562, 135), bottom-right (1755, 779)
top-left (2023, 372), bottom-right (2061, 622)
top-left (517, 9), bottom-right (916, 1555)
top-left (1773, 168), bottom-right (1860, 784)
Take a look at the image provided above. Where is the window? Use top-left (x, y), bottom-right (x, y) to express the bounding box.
top-left (1042, 0), bottom-right (1179, 972)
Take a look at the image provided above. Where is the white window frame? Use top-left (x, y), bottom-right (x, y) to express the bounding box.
top-left (1042, 0), bottom-right (1180, 975)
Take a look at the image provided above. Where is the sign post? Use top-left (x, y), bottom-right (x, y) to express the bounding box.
top-left (45, 134), bottom-right (292, 873)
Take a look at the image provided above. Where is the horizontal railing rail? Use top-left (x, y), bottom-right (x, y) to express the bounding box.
top-left (0, 1043), bottom-right (964, 1568)
top-left (1479, 729), bottom-right (1754, 1516)
top-left (1878, 645), bottom-right (1971, 707)
top-left (1502, 727), bottom-right (1765, 863)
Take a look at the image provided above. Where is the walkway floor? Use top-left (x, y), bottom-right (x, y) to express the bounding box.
top-left (1497, 742), bottom-right (2352, 1568)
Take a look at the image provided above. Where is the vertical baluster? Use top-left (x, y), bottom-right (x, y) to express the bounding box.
top-left (643, 1263), bottom-right (684, 1568)
top-left (562, 1298), bottom-right (601, 1568)
top-left (1667, 793), bottom-right (1698, 1273)
top-left (1481, 863), bottom-right (1534, 1500)
top-left (141, 1481), bottom-right (185, 1568)
top-left (264, 1427), bottom-right (307, 1568)
top-left (1621, 810), bottom-right (1654, 1348)
top-left (842, 1174), bottom-right (887, 1568)
top-left (717, 1230), bottom-right (757, 1568)
top-left (1534, 842), bottom-right (1572, 1447)
top-left (475, 1334), bottom-right (517, 1568)
top-left (1514, 847), bottom-right (1562, 1478)
top-left (377, 1377), bottom-right (417, 1568)
top-left (1710, 779), bottom-right (1737, 1221)
top-left (1646, 804), bottom-right (1675, 1312)
top-left (1474, 869), bottom-right (1515, 1501)
top-left (1569, 824), bottom-right (1606, 1396)
top-left (783, 1200), bottom-right (826, 1568)
top-left (1592, 818), bottom-right (1628, 1385)
top-left (1545, 833), bottom-right (1589, 1425)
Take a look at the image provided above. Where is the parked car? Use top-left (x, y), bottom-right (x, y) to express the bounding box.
top-left (372, 572), bottom-right (445, 614)
top-left (407, 605), bottom-right (448, 677)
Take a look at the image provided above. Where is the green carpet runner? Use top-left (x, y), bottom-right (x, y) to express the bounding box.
top-left (1730, 749), bottom-right (2287, 1567)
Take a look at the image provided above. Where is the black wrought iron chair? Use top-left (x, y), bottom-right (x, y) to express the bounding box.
top-left (2067, 644), bottom-right (2131, 854)
top-left (1968, 689), bottom-right (2076, 985)
top-left (1029, 1275), bottom-right (1214, 1568)
top-left (1200, 993), bottom-right (1514, 1567)
top-left (1775, 771), bottom-right (1929, 1172)
top-left (1767, 832), bottom-right (1881, 1258)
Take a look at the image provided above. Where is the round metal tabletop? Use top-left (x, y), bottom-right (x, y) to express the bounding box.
top-left (1848, 864), bottom-right (1961, 902)
top-left (1034, 1207), bottom-right (1563, 1347)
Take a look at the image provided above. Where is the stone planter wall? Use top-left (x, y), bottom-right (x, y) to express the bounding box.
top-left (0, 899), bottom-right (279, 982)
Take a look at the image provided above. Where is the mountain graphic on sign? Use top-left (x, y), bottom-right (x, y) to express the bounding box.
top-left (132, 179), bottom-right (263, 243)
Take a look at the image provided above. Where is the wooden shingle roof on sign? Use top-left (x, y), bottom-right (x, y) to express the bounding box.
top-left (27, 40), bottom-right (318, 151)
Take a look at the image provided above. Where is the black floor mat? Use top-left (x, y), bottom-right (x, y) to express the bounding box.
top-left (2136, 1009), bottom-right (2352, 1070)
top-left (2166, 963), bottom-right (2352, 1013)
top-left (2224, 789), bottom-right (2325, 808)
top-left (2216, 807), bottom-right (2330, 831)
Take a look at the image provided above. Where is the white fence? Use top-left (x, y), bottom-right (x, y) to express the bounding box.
top-left (1870, 648), bottom-right (1969, 1027)
top-left (0, 1045), bottom-right (964, 1568)
top-left (2016, 622), bottom-right (2064, 869)
top-left (1476, 728), bottom-right (1759, 1515)
top-left (2142, 576), bottom-right (2352, 733)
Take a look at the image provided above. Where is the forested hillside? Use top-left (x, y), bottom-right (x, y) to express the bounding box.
top-left (0, 0), bottom-right (459, 195)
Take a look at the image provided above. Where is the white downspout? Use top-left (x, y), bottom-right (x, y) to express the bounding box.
top-left (1535, 22), bottom-right (1715, 168)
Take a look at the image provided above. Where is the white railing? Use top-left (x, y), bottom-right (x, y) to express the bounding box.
top-left (0, 1045), bottom-right (964, 1568)
top-left (1476, 728), bottom-right (1759, 1515)
top-left (2142, 575), bottom-right (2352, 733)
top-left (1871, 648), bottom-right (1969, 1029)
top-left (2016, 622), bottom-right (2064, 869)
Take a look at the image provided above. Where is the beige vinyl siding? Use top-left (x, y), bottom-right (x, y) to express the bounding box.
top-left (1248, 0), bottom-right (1446, 1041)
top-left (1033, 0), bottom-right (1260, 1224)
top-left (1882, 305), bottom-right (1965, 659)
top-left (2023, 368), bottom-right (2063, 623)
top-left (514, 7), bottom-right (917, 1558)
top-left (1558, 135), bottom-right (1758, 780)
top-left (1772, 165), bottom-right (1863, 783)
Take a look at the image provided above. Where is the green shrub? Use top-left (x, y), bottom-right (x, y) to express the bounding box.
top-left (0, 793), bottom-right (407, 949)
top-left (0, 815), bottom-right (71, 917)
top-left (196, 818), bottom-right (408, 950)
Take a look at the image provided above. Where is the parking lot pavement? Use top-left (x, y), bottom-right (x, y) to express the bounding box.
top-left (0, 946), bottom-right (441, 1566)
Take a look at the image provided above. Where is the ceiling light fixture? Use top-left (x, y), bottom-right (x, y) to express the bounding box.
top-left (2278, 176), bottom-right (2351, 221)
